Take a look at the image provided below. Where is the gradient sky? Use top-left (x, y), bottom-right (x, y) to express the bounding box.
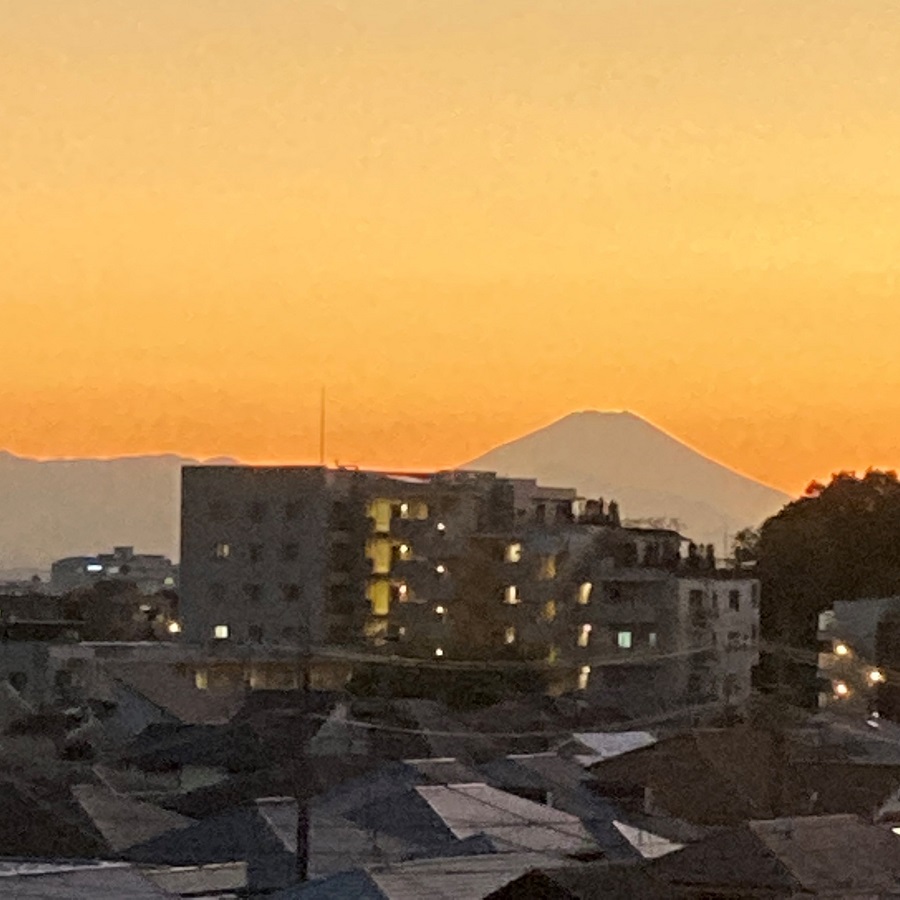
top-left (3, 0), bottom-right (900, 496)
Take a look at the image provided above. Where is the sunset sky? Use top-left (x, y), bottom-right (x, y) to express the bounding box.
top-left (3, 1), bottom-right (900, 496)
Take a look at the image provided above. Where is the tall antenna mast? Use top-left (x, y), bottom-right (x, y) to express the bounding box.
top-left (319, 387), bottom-right (326, 467)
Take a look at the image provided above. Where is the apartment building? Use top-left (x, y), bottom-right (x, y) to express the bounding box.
top-left (50, 546), bottom-right (178, 596)
top-left (180, 465), bottom-right (759, 713)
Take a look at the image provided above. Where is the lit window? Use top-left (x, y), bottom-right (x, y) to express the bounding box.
top-left (578, 582), bottom-right (592, 605)
top-left (367, 538), bottom-right (393, 575)
top-left (367, 580), bottom-right (391, 616)
top-left (435, 564), bottom-right (447, 575)
top-left (107, 566), bottom-right (121, 575)
top-left (214, 625), bottom-right (229, 640)
top-left (578, 624), bottom-right (592, 648)
top-left (648, 632), bottom-right (658, 649)
top-left (538, 555), bottom-right (557, 580)
top-left (86, 563), bottom-right (104, 573)
top-left (436, 522), bottom-right (446, 533)
top-left (195, 670), bottom-right (208, 690)
top-left (541, 599), bottom-right (557, 622)
top-left (163, 576), bottom-right (175, 587)
top-left (167, 621), bottom-right (182, 635)
top-left (617, 630), bottom-right (633, 650)
top-left (435, 647), bottom-right (444, 657)
top-left (398, 543), bottom-right (412, 561)
top-left (370, 499), bottom-right (392, 533)
top-left (435, 606), bottom-right (446, 615)
top-left (399, 502), bottom-right (410, 518)
top-left (505, 543), bottom-right (523, 563)
top-left (504, 585), bottom-right (520, 605)
top-left (398, 583), bottom-right (409, 600)
top-left (213, 543), bottom-right (231, 560)
top-left (504, 626), bottom-right (516, 645)
top-left (577, 665), bottom-right (591, 691)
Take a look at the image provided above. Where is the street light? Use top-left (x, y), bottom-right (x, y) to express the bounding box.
top-left (869, 669), bottom-right (885, 685)
top-left (834, 681), bottom-right (850, 697)
top-left (834, 642), bottom-right (850, 657)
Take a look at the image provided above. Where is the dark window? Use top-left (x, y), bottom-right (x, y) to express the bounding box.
top-left (8, 672), bottom-right (27, 692)
top-left (208, 582), bottom-right (226, 602)
top-left (248, 543), bottom-right (264, 564)
top-left (282, 584), bottom-right (301, 603)
top-left (751, 583), bottom-right (760, 609)
top-left (248, 625), bottom-right (263, 643)
top-left (249, 500), bottom-right (268, 523)
top-left (208, 501), bottom-right (231, 521)
top-left (282, 627), bottom-right (298, 642)
top-left (689, 589), bottom-right (704, 613)
top-left (751, 624), bottom-right (758, 641)
top-left (282, 543), bottom-right (300, 562)
top-left (243, 584), bottom-right (262, 603)
top-left (729, 589), bottom-right (741, 612)
top-left (285, 501), bottom-right (302, 521)
top-left (711, 591), bottom-right (719, 613)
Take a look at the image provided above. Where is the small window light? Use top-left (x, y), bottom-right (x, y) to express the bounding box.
top-left (578, 624), bottom-right (592, 648)
top-left (167, 621), bottom-right (182, 635)
top-left (504, 585), bottom-right (520, 605)
top-left (505, 543), bottom-right (523, 563)
top-left (435, 564), bottom-right (447, 575)
top-left (578, 665), bottom-right (591, 690)
top-left (504, 626), bottom-right (516, 645)
top-left (400, 502), bottom-right (409, 516)
top-left (617, 630), bottom-right (633, 650)
top-left (195, 670), bottom-right (208, 690)
top-left (436, 522), bottom-right (446, 532)
top-left (648, 632), bottom-right (658, 648)
top-left (214, 625), bottom-right (229, 640)
top-left (398, 544), bottom-right (411, 560)
top-left (435, 606), bottom-right (446, 615)
top-left (435, 647), bottom-right (444, 657)
top-left (86, 564), bottom-right (104, 574)
top-left (164, 576), bottom-right (175, 587)
top-left (578, 582), bottom-right (593, 605)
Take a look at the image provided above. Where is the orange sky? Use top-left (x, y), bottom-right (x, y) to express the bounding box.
top-left (3, 0), bottom-right (900, 496)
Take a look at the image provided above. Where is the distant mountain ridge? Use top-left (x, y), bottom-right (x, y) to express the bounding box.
top-left (0, 412), bottom-right (789, 571)
top-left (463, 411), bottom-right (791, 549)
top-left (0, 452), bottom-right (234, 572)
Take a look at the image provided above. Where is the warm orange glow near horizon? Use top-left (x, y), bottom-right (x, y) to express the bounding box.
top-left (4, 1), bottom-right (900, 497)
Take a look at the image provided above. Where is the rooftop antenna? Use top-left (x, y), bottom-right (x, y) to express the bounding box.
top-left (319, 387), bottom-right (326, 467)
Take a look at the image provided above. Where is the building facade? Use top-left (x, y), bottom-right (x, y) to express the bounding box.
top-left (50, 546), bottom-right (178, 596)
top-left (180, 466), bottom-right (759, 714)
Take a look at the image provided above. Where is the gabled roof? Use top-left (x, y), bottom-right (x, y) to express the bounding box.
top-left (0, 778), bottom-right (108, 859)
top-left (71, 783), bottom-right (193, 852)
top-left (415, 783), bottom-right (597, 854)
top-left (0, 860), bottom-right (174, 899)
top-left (275, 852), bottom-right (564, 900)
top-left (649, 814), bottom-right (900, 894)
top-left (588, 727), bottom-right (900, 825)
top-left (484, 861), bottom-right (678, 900)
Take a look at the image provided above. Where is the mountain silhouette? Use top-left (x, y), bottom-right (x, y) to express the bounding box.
top-left (0, 452), bottom-right (234, 573)
top-left (463, 411), bottom-right (791, 549)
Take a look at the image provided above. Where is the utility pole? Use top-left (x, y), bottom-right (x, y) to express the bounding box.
top-left (294, 647), bottom-right (311, 883)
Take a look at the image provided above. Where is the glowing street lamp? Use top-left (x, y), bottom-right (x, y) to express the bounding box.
top-left (834, 642), bottom-right (850, 657)
top-left (869, 669), bottom-right (885, 685)
top-left (834, 681), bottom-right (850, 698)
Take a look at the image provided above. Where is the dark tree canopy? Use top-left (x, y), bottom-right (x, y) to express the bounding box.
top-left (757, 469), bottom-right (900, 645)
